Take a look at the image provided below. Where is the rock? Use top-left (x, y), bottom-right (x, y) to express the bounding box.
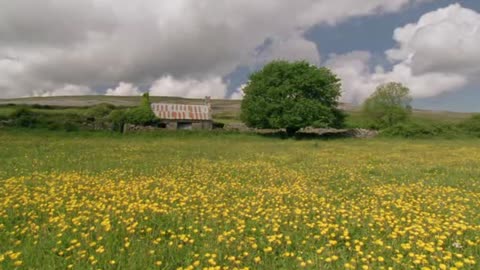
top-left (224, 123), bottom-right (253, 132)
top-left (298, 127), bottom-right (378, 138)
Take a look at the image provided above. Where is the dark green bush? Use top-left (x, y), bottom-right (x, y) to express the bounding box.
top-left (123, 93), bottom-right (157, 126)
top-left (108, 110), bottom-right (127, 132)
top-left (47, 122), bottom-right (63, 131)
top-left (212, 122), bottom-right (225, 129)
top-left (31, 104), bottom-right (54, 109)
top-left (63, 122), bottom-right (80, 132)
top-left (10, 107), bottom-right (38, 128)
top-left (124, 107), bottom-right (157, 125)
top-left (381, 122), bottom-right (461, 138)
top-left (84, 103), bottom-right (116, 119)
top-left (459, 114), bottom-right (480, 137)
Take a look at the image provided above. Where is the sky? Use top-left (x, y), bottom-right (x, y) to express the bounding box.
top-left (0, 0), bottom-right (479, 112)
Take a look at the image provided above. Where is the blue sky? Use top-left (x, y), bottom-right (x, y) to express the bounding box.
top-left (227, 0), bottom-right (480, 112)
top-left (1, 1), bottom-right (479, 112)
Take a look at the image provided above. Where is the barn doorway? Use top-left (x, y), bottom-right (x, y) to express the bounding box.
top-left (177, 122), bottom-right (193, 130)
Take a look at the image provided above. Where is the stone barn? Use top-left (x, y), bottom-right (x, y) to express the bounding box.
top-left (150, 97), bottom-right (213, 130)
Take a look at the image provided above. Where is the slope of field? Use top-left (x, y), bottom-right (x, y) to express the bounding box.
top-left (0, 131), bottom-right (479, 269)
top-left (0, 96), bottom-right (474, 125)
top-left (0, 96), bottom-right (242, 123)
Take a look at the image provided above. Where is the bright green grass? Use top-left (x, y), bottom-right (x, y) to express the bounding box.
top-left (0, 130), bottom-right (479, 269)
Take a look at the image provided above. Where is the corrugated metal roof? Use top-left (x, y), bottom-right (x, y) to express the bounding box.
top-left (151, 103), bottom-right (212, 121)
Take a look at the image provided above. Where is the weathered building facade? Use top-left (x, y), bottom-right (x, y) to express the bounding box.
top-left (150, 97), bottom-right (213, 130)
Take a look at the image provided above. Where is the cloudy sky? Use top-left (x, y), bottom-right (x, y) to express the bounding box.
top-left (1, 0), bottom-right (479, 112)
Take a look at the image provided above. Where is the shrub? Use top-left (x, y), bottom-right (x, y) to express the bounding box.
top-left (84, 103), bottom-right (116, 120)
top-left (124, 93), bottom-right (157, 126)
top-left (63, 122), bottom-right (80, 132)
top-left (363, 82), bottom-right (412, 128)
top-left (212, 122), bottom-right (225, 129)
top-left (108, 110), bottom-right (127, 132)
top-left (10, 107), bottom-right (38, 128)
top-left (31, 104), bottom-right (54, 109)
top-left (381, 122), bottom-right (461, 138)
top-left (124, 107), bottom-right (157, 125)
top-left (459, 114), bottom-right (480, 137)
top-left (47, 122), bottom-right (63, 131)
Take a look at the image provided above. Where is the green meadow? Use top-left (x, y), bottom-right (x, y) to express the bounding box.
top-left (0, 130), bottom-right (479, 269)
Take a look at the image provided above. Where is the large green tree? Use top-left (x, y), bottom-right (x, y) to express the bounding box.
top-left (363, 82), bottom-right (412, 128)
top-left (240, 60), bottom-right (344, 136)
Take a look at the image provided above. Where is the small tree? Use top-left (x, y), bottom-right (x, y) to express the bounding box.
top-left (241, 60), bottom-right (343, 136)
top-left (124, 93), bottom-right (157, 125)
top-left (363, 82), bottom-right (412, 128)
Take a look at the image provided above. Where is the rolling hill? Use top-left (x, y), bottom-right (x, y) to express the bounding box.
top-left (0, 96), bottom-right (475, 125)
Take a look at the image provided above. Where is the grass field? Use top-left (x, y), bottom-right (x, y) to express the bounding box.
top-left (0, 96), bottom-right (474, 127)
top-left (0, 130), bottom-right (479, 269)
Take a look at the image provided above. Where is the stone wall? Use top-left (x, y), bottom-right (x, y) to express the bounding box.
top-left (223, 123), bottom-right (379, 138)
top-left (124, 120), bottom-right (213, 132)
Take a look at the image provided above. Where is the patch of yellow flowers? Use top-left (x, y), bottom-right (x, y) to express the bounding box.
top-left (1, 142), bottom-right (480, 269)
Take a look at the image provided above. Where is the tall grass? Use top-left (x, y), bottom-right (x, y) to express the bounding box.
top-left (0, 130), bottom-right (479, 269)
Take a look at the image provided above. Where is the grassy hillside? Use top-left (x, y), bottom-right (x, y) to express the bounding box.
top-left (0, 96), bottom-right (474, 126)
top-left (0, 96), bottom-right (241, 123)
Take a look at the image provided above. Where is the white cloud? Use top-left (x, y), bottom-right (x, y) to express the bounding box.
top-left (230, 83), bottom-right (247, 100)
top-left (325, 51), bottom-right (378, 103)
top-left (32, 84), bottom-right (94, 97)
top-left (253, 34), bottom-right (321, 66)
top-left (105, 82), bottom-right (142, 96)
top-left (0, 0), bottom-right (427, 98)
top-left (387, 3), bottom-right (480, 76)
top-left (327, 4), bottom-right (479, 103)
top-left (149, 75), bottom-right (227, 99)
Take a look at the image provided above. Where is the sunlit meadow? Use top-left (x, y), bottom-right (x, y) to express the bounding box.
top-left (0, 130), bottom-right (479, 269)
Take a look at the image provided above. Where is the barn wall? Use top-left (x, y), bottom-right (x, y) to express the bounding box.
top-left (161, 120), bottom-right (212, 130)
top-left (166, 122), bottom-right (177, 130)
top-left (192, 121), bottom-right (212, 130)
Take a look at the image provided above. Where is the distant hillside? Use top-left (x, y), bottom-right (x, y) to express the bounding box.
top-left (0, 96), bottom-right (241, 121)
top-left (0, 96), bottom-right (474, 125)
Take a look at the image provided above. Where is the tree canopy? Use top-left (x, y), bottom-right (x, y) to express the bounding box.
top-left (363, 82), bottom-right (412, 128)
top-left (240, 60), bottom-right (344, 136)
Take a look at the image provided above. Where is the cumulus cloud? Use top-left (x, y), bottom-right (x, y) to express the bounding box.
top-left (387, 3), bottom-right (480, 76)
top-left (106, 82), bottom-right (142, 96)
top-left (327, 4), bottom-right (479, 103)
top-left (149, 76), bottom-right (227, 99)
top-left (32, 84), bottom-right (94, 97)
top-left (253, 34), bottom-right (321, 67)
top-left (0, 0), bottom-right (427, 99)
top-left (230, 83), bottom-right (247, 100)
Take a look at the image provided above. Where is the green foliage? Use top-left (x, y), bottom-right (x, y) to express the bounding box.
top-left (124, 93), bottom-right (157, 126)
top-left (10, 107), bottom-right (38, 128)
top-left (363, 82), bottom-right (412, 128)
top-left (382, 114), bottom-right (480, 139)
top-left (63, 122), bottom-right (80, 132)
top-left (108, 110), bottom-right (127, 132)
top-left (6, 106), bottom-right (86, 131)
top-left (459, 114), bottom-right (480, 137)
top-left (241, 60), bottom-right (343, 135)
top-left (84, 103), bottom-right (116, 119)
top-left (381, 122), bottom-right (462, 138)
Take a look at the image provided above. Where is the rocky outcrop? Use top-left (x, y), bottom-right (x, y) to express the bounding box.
top-left (298, 127), bottom-right (378, 138)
